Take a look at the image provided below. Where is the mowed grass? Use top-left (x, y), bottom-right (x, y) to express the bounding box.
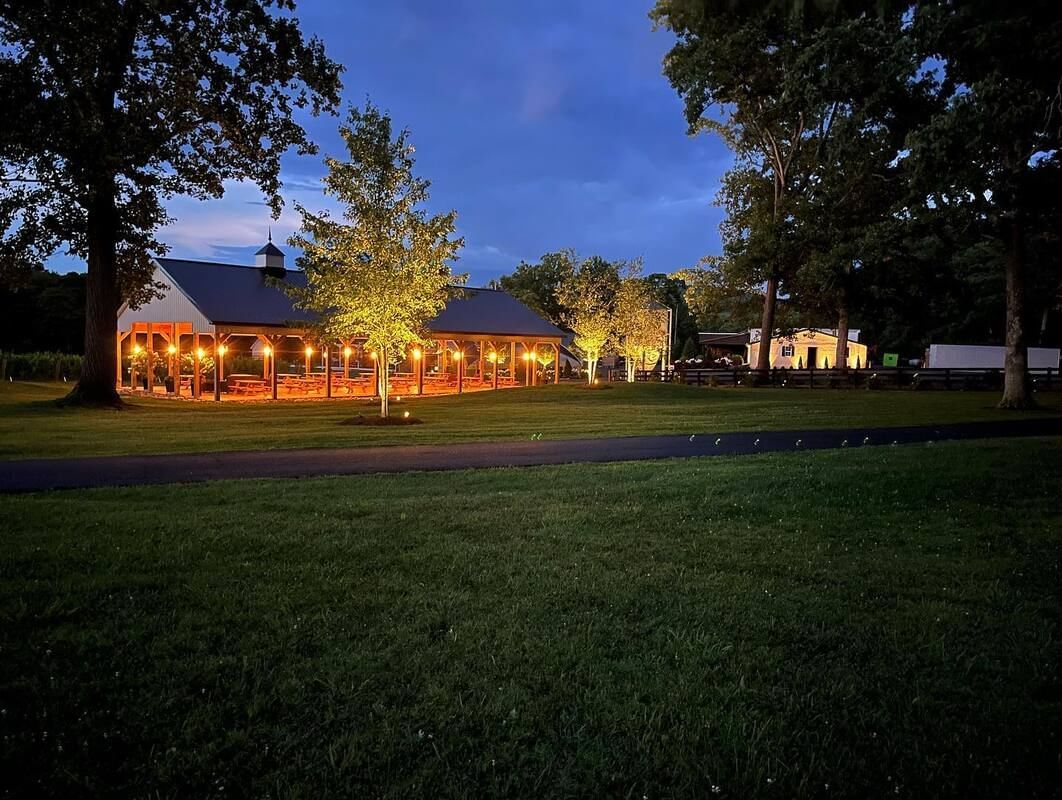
top-left (2, 379), bottom-right (1060, 459)
top-left (2, 439), bottom-right (1061, 798)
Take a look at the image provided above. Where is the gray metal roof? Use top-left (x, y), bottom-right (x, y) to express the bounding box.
top-left (156, 258), bottom-right (564, 339)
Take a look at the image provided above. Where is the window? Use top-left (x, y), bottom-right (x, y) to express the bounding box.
top-left (781, 344), bottom-right (794, 358)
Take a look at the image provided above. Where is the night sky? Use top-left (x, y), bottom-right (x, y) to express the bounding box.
top-left (49, 0), bottom-right (732, 286)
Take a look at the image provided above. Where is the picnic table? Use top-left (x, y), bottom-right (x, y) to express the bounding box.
top-left (228, 374), bottom-right (270, 395)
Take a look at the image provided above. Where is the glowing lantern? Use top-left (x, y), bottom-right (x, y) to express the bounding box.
top-left (263, 346), bottom-right (272, 357)
top-left (369, 351), bottom-right (377, 360)
top-left (454, 350), bottom-right (464, 360)
top-left (522, 352), bottom-right (530, 361)
top-left (343, 346), bottom-right (352, 359)
top-left (218, 345), bottom-right (227, 356)
top-left (412, 348), bottom-right (422, 360)
top-left (167, 344), bottom-right (177, 355)
top-left (132, 344), bottom-right (142, 355)
top-left (488, 352), bottom-right (497, 362)
top-left (196, 348), bottom-right (205, 359)
top-left (305, 346), bottom-right (313, 357)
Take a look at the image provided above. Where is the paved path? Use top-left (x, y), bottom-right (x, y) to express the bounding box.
top-left (2, 418), bottom-right (1060, 493)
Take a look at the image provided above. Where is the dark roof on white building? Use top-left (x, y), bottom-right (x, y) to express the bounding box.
top-left (156, 258), bottom-right (565, 339)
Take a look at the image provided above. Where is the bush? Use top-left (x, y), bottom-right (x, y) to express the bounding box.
top-left (0, 351), bottom-right (82, 381)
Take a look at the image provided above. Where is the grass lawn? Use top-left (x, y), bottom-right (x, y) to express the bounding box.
top-left (2, 379), bottom-right (1060, 459)
top-left (2, 438), bottom-right (1060, 798)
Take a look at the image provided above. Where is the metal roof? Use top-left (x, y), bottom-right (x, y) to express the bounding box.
top-left (255, 241), bottom-right (285, 257)
top-left (155, 258), bottom-right (565, 339)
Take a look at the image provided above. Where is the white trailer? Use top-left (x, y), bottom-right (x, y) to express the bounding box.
top-left (926, 344), bottom-right (1060, 369)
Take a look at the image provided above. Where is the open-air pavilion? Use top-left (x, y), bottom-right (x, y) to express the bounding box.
top-left (116, 243), bottom-right (567, 400)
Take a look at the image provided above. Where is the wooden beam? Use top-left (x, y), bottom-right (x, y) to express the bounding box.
top-left (115, 330), bottom-right (123, 389)
top-left (193, 333), bottom-right (201, 398)
top-left (146, 322), bottom-right (154, 393)
top-left (554, 342), bottom-right (560, 384)
top-left (173, 322), bottom-right (181, 395)
top-left (325, 346), bottom-right (332, 398)
top-left (213, 334), bottom-right (221, 401)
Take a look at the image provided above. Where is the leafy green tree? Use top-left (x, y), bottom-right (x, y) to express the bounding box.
top-left (0, 270), bottom-right (85, 352)
top-left (904, 1), bottom-right (1062, 407)
top-left (614, 276), bottom-right (667, 381)
top-left (289, 103), bottom-right (464, 419)
top-left (498, 251), bottom-right (574, 326)
top-left (652, 0), bottom-right (819, 372)
top-left (673, 258), bottom-right (765, 333)
top-left (678, 335), bottom-right (699, 361)
top-left (556, 255), bottom-right (626, 384)
top-left (0, 0), bottom-right (341, 405)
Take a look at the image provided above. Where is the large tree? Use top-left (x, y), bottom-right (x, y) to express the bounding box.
top-left (0, 0), bottom-right (341, 405)
top-left (904, 0), bottom-right (1062, 407)
top-left (652, 0), bottom-right (817, 373)
top-left (498, 251), bottom-right (574, 327)
top-left (289, 102), bottom-right (464, 419)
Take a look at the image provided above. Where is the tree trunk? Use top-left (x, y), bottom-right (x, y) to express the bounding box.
top-left (999, 216), bottom-right (1033, 409)
top-left (587, 355), bottom-right (598, 385)
top-left (835, 304), bottom-right (850, 372)
top-left (62, 183), bottom-right (123, 407)
top-left (755, 276), bottom-right (779, 373)
top-left (379, 348), bottom-right (390, 418)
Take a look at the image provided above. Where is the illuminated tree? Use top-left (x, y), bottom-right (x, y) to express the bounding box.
top-left (557, 255), bottom-right (624, 384)
top-left (614, 277), bottom-right (667, 382)
top-left (290, 102), bottom-right (464, 418)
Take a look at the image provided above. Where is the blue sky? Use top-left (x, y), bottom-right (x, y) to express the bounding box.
top-left (50, 0), bottom-right (732, 286)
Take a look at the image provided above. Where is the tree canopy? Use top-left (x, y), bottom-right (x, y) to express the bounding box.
top-left (0, 0), bottom-right (342, 404)
top-left (289, 102), bottom-right (464, 419)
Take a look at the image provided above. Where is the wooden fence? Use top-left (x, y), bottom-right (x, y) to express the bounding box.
top-left (620, 366), bottom-right (1060, 391)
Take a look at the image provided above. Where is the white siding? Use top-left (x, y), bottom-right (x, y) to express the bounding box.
top-left (117, 263), bottom-right (212, 332)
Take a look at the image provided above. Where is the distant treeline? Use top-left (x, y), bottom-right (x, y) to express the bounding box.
top-left (0, 271), bottom-right (85, 354)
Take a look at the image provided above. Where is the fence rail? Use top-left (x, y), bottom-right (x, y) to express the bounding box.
top-left (621, 366), bottom-right (1059, 391)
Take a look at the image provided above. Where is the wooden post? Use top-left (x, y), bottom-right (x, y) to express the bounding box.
top-left (554, 343), bottom-right (560, 384)
top-left (213, 335), bottom-right (221, 401)
top-left (493, 354), bottom-right (499, 390)
top-left (477, 345), bottom-right (484, 384)
top-left (271, 337), bottom-right (279, 400)
top-left (193, 333), bottom-right (201, 398)
top-left (457, 350), bottom-right (464, 394)
top-left (145, 323), bottom-right (154, 393)
top-left (325, 346), bottom-right (332, 398)
top-left (416, 348), bottom-right (424, 396)
top-left (343, 343), bottom-right (350, 378)
top-left (372, 352), bottom-right (379, 397)
top-left (304, 342), bottom-right (311, 375)
top-left (173, 323), bottom-right (181, 396)
top-left (115, 331), bottom-right (123, 389)
top-left (130, 332), bottom-right (139, 392)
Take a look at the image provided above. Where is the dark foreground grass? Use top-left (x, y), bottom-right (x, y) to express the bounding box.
top-left (2, 379), bottom-right (1061, 459)
top-left (2, 440), bottom-right (1061, 799)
